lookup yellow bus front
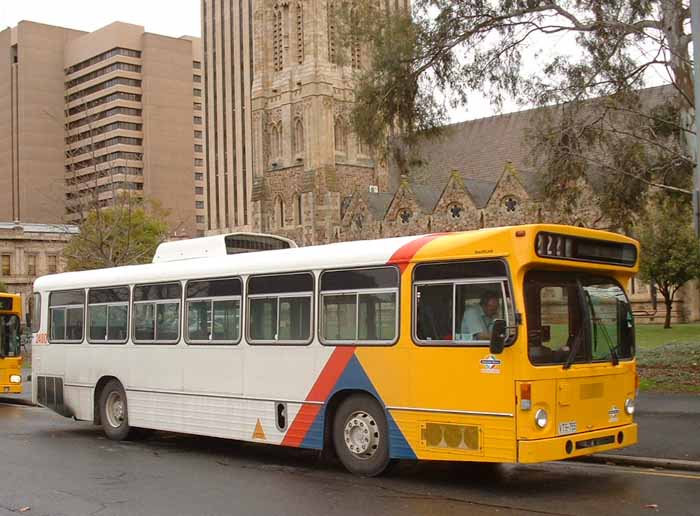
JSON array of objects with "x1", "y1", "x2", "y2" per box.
[
  {"x1": 0, "y1": 294, "x2": 23, "y2": 394},
  {"x1": 511, "y1": 228, "x2": 638, "y2": 462}
]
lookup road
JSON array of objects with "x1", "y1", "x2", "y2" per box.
[{"x1": 1, "y1": 401, "x2": 698, "y2": 516}]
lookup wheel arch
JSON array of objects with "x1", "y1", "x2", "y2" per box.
[{"x1": 93, "y1": 375, "x2": 123, "y2": 425}]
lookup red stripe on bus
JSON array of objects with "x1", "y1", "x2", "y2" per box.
[
  {"x1": 282, "y1": 346, "x2": 356, "y2": 447},
  {"x1": 388, "y1": 234, "x2": 444, "y2": 272}
]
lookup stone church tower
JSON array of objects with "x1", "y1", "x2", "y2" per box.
[{"x1": 249, "y1": 0, "x2": 404, "y2": 245}]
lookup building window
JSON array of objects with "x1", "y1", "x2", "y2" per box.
[
  {"x1": 296, "y1": 2, "x2": 304, "y2": 64},
  {"x1": 275, "y1": 197, "x2": 285, "y2": 227},
  {"x1": 26, "y1": 255, "x2": 37, "y2": 276},
  {"x1": 47, "y1": 255, "x2": 58, "y2": 274},
  {"x1": 273, "y1": 6, "x2": 284, "y2": 72},
  {"x1": 196, "y1": 200, "x2": 205, "y2": 209},
  {"x1": 193, "y1": 74, "x2": 201, "y2": 83},
  {"x1": 294, "y1": 118, "x2": 304, "y2": 157},
  {"x1": 334, "y1": 118, "x2": 346, "y2": 153},
  {"x1": 195, "y1": 172, "x2": 204, "y2": 181},
  {"x1": 503, "y1": 196, "x2": 518, "y2": 212},
  {"x1": 293, "y1": 194, "x2": 302, "y2": 225},
  {"x1": 193, "y1": 60, "x2": 201, "y2": 69},
  {"x1": 194, "y1": 116, "x2": 202, "y2": 125},
  {"x1": 193, "y1": 88, "x2": 202, "y2": 96},
  {"x1": 398, "y1": 208, "x2": 412, "y2": 224},
  {"x1": 194, "y1": 158, "x2": 204, "y2": 166},
  {"x1": 195, "y1": 186, "x2": 204, "y2": 194},
  {"x1": 194, "y1": 130, "x2": 203, "y2": 139},
  {"x1": 449, "y1": 203, "x2": 463, "y2": 219},
  {"x1": 1, "y1": 255, "x2": 10, "y2": 276},
  {"x1": 195, "y1": 144, "x2": 204, "y2": 152},
  {"x1": 196, "y1": 215, "x2": 205, "y2": 223},
  {"x1": 328, "y1": 2, "x2": 337, "y2": 64},
  {"x1": 194, "y1": 102, "x2": 202, "y2": 111}
]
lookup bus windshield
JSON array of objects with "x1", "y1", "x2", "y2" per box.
[
  {"x1": 0, "y1": 314, "x2": 21, "y2": 358},
  {"x1": 524, "y1": 271, "x2": 634, "y2": 366}
]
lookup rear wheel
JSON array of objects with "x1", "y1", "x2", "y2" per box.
[
  {"x1": 99, "y1": 380, "x2": 132, "y2": 440},
  {"x1": 333, "y1": 394, "x2": 391, "y2": 476}
]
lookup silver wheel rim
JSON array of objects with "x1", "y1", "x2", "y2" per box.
[
  {"x1": 343, "y1": 410, "x2": 380, "y2": 459},
  {"x1": 105, "y1": 391, "x2": 125, "y2": 428}
]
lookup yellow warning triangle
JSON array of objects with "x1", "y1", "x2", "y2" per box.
[{"x1": 252, "y1": 419, "x2": 266, "y2": 440}]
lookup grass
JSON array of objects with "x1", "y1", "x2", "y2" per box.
[{"x1": 636, "y1": 323, "x2": 700, "y2": 393}]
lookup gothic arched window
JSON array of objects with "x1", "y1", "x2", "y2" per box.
[
  {"x1": 398, "y1": 208, "x2": 412, "y2": 224},
  {"x1": 448, "y1": 203, "x2": 463, "y2": 219},
  {"x1": 276, "y1": 196, "x2": 285, "y2": 227},
  {"x1": 293, "y1": 194, "x2": 302, "y2": 225},
  {"x1": 270, "y1": 123, "x2": 282, "y2": 162},
  {"x1": 294, "y1": 118, "x2": 304, "y2": 157},
  {"x1": 503, "y1": 196, "x2": 519, "y2": 212},
  {"x1": 296, "y1": 2, "x2": 304, "y2": 64},
  {"x1": 334, "y1": 118, "x2": 346, "y2": 153}
]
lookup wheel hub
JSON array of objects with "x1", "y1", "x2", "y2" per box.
[
  {"x1": 343, "y1": 411, "x2": 379, "y2": 459},
  {"x1": 105, "y1": 392, "x2": 125, "y2": 428}
]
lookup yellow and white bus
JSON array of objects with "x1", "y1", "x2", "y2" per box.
[
  {"x1": 0, "y1": 293, "x2": 23, "y2": 394},
  {"x1": 31, "y1": 225, "x2": 638, "y2": 475}
]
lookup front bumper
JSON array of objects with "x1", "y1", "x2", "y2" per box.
[{"x1": 518, "y1": 423, "x2": 637, "y2": 463}]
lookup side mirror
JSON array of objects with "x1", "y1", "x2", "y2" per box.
[{"x1": 490, "y1": 319, "x2": 507, "y2": 354}]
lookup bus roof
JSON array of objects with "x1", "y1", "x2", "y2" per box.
[{"x1": 33, "y1": 224, "x2": 639, "y2": 292}]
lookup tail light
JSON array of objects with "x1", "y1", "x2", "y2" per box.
[{"x1": 520, "y1": 383, "x2": 532, "y2": 411}]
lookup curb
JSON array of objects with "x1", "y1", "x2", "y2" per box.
[{"x1": 575, "y1": 453, "x2": 700, "y2": 473}]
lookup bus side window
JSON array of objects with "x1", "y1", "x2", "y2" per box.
[
  {"x1": 133, "y1": 282, "x2": 182, "y2": 344},
  {"x1": 185, "y1": 277, "x2": 242, "y2": 345},
  {"x1": 413, "y1": 260, "x2": 514, "y2": 346},
  {"x1": 320, "y1": 267, "x2": 399, "y2": 346},
  {"x1": 247, "y1": 273, "x2": 313, "y2": 345},
  {"x1": 87, "y1": 287, "x2": 129, "y2": 344},
  {"x1": 48, "y1": 289, "x2": 85, "y2": 344}
]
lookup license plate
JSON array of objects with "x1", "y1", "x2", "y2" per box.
[{"x1": 559, "y1": 421, "x2": 577, "y2": 435}]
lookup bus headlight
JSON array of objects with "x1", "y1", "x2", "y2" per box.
[
  {"x1": 625, "y1": 398, "x2": 635, "y2": 415},
  {"x1": 10, "y1": 375, "x2": 21, "y2": 384},
  {"x1": 535, "y1": 409, "x2": 548, "y2": 428}
]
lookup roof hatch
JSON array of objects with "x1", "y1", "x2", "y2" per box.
[{"x1": 152, "y1": 233, "x2": 297, "y2": 263}]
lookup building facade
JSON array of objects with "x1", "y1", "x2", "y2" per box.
[
  {"x1": 0, "y1": 222, "x2": 78, "y2": 318},
  {"x1": 1, "y1": 21, "x2": 205, "y2": 237}
]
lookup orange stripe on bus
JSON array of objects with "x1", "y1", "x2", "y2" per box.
[{"x1": 388, "y1": 234, "x2": 444, "y2": 273}]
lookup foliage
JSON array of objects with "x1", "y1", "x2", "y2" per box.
[
  {"x1": 64, "y1": 196, "x2": 170, "y2": 271},
  {"x1": 344, "y1": 1, "x2": 693, "y2": 219},
  {"x1": 0, "y1": 281, "x2": 7, "y2": 293},
  {"x1": 637, "y1": 202, "x2": 700, "y2": 328}
]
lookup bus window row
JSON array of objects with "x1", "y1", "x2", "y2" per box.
[{"x1": 45, "y1": 261, "x2": 515, "y2": 347}]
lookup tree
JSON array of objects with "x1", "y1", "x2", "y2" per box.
[
  {"x1": 0, "y1": 281, "x2": 7, "y2": 293},
  {"x1": 344, "y1": 1, "x2": 694, "y2": 217},
  {"x1": 63, "y1": 196, "x2": 170, "y2": 271},
  {"x1": 637, "y1": 202, "x2": 700, "y2": 328}
]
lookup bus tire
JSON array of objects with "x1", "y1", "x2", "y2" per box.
[
  {"x1": 333, "y1": 394, "x2": 391, "y2": 477},
  {"x1": 99, "y1": 380, "x2": 132, "y2": 441}
]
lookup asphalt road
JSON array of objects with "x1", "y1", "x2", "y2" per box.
[{"x1": 1, "y1": 402, "x2": 699, "y2": 516}]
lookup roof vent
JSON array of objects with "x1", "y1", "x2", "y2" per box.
[{"x1": 153, "y1": 232, "x2": 297, "y2": 263}]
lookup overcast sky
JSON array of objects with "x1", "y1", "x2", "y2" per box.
[
  {"x1": 0, "y1": 0, "x2": 202, "y2": 39},
  {"x1": 0, "y1": 0, "x2": 538, "y2": 121}
]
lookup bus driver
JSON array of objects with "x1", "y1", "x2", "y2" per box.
[{"x1": 459, "y1": 291, "x2": 500, "y2": 341}]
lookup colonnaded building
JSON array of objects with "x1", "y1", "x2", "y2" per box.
[{"x1": 200, "y1": 1, "x2": 698, "y2": 322}]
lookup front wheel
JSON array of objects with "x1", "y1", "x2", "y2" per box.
[
  {"x1": 99, "y1": 380, "x2": 132, "y2": 440},
  {"x1": 333, "y1": 394, "x2": 391, "y2": 476}
]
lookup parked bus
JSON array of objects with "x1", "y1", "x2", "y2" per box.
[
  {"x1": 31, "y1": 225, "x2": 638, "y2": 475},
  {"x1": 1, "y1": 293, "x2": 23, "y2": 394}
]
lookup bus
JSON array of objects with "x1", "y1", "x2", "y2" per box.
[
  {"x1": 31, "y1": 225, "x2": 639, "y2": 476},
  {"x1": 1, "y1": 293, "x2": 23, "y2": 394}
]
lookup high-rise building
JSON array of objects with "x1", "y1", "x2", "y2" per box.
[
  {"x1": 201, "y1": 0, "x2": 254, "y2": 232},
  {"x1": 0, "y1": 21, "x2": 205, "y2": 237}
]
